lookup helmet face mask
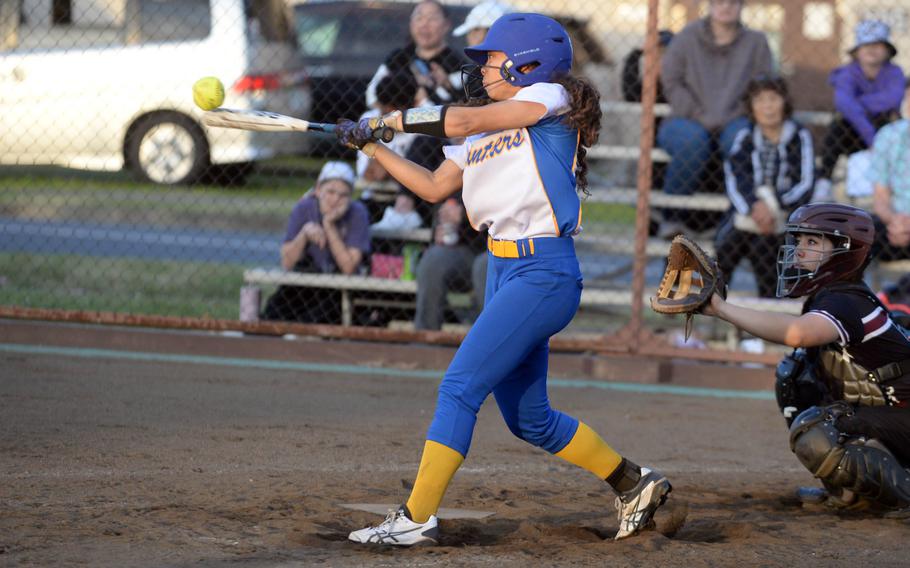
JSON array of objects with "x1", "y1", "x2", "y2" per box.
[
  {"x1": 774, "y1": 203, "x2": 874, "y2": 298},
  {"x1": 776, "y1": 230, "x2": 850, "y2": 298},
  {"x1": 460, "y1": 63, "x2": 491, "y2": 99}
]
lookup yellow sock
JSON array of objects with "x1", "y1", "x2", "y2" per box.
[
  {"x1": 554, "y1": 422, "x2": 623, "y2": 479},
  {"x1": 405, "y1": 440, "x2": 465, "y2": 523}
]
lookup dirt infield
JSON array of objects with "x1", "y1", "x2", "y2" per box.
[{"x1": 1, "y1": 327, "x2": 908, "y2": 566}]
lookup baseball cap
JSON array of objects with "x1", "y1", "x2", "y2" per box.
[
  {"x1": 316, "y1": 161, "x2": 355, "y2": 187},
  {"x1": 453, "y1": 1, "x2": 512, "y2": 37}
]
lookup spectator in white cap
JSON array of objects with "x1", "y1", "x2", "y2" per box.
[
  {"x1": 261, "y1": 160, "x2": 372, "y2": 324},
  {"x1": 813, "y1": 19, "x2": 905, "y2": 202},
  {"x1": 316, "y1": 160, "x2": 356, "y2": 187},
  {"x1": 453, "y1": 1, "x2": 512, "y2": 47}
]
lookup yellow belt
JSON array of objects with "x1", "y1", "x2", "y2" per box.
[{"x1": 487, "y1": 236, "x2": 536, "y2": 258}]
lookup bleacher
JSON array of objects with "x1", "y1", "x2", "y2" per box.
[{"x1": 239, "y1": 99, "x2": 907, "y2": 326}]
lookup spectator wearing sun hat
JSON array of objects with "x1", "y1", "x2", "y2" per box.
[{"x1": 813, "y1": 19, "x2": 906, "y2": 202}]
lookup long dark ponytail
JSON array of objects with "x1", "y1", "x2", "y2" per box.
[{"x1": 555, "y1": 75, "x2": 602, "y2": 196}]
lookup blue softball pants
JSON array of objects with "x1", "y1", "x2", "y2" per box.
[{"x1": 426, "y1": 237, "x2": 583, "y2": 457}]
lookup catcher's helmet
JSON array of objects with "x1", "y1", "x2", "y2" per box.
[
  {"x1": 776, "y1": 203, "x2": 875, "y2": 298},
  {"x1": 463, "y1": 13, "x2": 573, "y2": 87}
]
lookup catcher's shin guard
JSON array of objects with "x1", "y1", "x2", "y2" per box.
[{"x1": 789, "y1": 404, "x2": 910, "y2": 509}]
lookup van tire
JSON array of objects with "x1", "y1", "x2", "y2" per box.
[{"x1": 126, "y1": 112, "x2": 209, "y2": 185}]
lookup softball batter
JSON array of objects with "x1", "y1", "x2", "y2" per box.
[{"x1": 336, "y1": 13, "x2": 671, "y2": 545}]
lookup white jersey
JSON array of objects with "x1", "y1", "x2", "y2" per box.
[{"x1": 443, "y1": 82, "x2": 581, "y2": 241}]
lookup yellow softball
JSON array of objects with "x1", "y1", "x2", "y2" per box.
[{"x1": 192, "y1": 76, "x2": 225, "y2": 111}]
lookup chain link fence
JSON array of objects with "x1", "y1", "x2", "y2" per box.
[{"x1": 2, "y1": 0, "x2": 909, "y2": 360}]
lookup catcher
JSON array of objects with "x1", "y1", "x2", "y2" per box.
[{"x1": 654, "y1": 203, "x2": 910, "y2": 514}]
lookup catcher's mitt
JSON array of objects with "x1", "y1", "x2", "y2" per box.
[{"x1": 650, "y1": 235, "x2": 725, "y2": 337}]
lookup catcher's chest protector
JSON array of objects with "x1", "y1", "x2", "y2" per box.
[
  {"x1": 817, "y1": 347, "x2": 889, "y2": 407},
  {"x1": 811, "y1": 282, "x2": 907, "y2": 407}
]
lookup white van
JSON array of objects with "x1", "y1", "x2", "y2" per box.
[{"x1": 0, "y1": 0, "x2": 310, "y2": 185}]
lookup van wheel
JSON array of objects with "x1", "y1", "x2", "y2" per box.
[{"x1": 127, "y1": 112, "x2": 208, "y2": 185}]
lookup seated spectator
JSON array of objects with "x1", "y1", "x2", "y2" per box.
[
  {"x1": 870, "y1": 81, "x2": 910, "y2": 296},
  {"x1": 415, "y1": 195, "x2": 487, "y2": 331},
  {"x1": 365, "y1": 0, "x2": 465, "y2": 109},
  {"x1": 260, "y1": 161, "x2": 370, "y2": 324},
  {"x1": 357, "y1": 71, "x2": 442, "y2": 228},
  {"x1": 814, "y1": 19, "x2": 905, "y2": 202},
  {"x1": 371, "y1": 192, "x2": 423, "y2": 232},
  {"x1": 715, "y1": 76, "x2": 814, "y2": 297},
  {"x1": 621, "y1": 29, "x2": 673, "y2": 104},
  {"x1": 657, "y1": 0, "x2": 772, "y2": 238}
]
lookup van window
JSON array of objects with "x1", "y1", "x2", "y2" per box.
[
  {"x1": 293, "y1": 9, "x2": 407, "y2": 59},
  {"x1": 10, "y1": 0, "x2": 127, "y2": 50},
  {"x1": 3, "y1": 0, "x2": 211, "y2": 51},
  {"x1": 295, "y1": 14, "x2": 342, "y2": 57},
  {"x1": 138, "y1": 0, "x2": 211, "y2": 43}
]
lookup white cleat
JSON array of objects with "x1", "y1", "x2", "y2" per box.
[
  {"x1": 614, "y1": 467, "x2": 672, "y2": 540},
  {"x1": 348, "y1": 506, "x2": 439, "y2": 546}
]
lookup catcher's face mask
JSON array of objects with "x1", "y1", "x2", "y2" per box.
[{"x1": 776, "y1": 230, "x2": 849, "y2": 298}]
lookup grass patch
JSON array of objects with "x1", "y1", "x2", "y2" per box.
[
  {"x1": 582, "y1": 200, "x2": 637, "y2": 227},
  {"x1": 0, "y1": 159, "x2": 326, "y2": 195},
  {"x1": 0, "y1": 253, "x2": 242, "y2": 319}
]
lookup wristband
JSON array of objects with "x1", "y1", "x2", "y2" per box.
[{"x1": 402, "y1": 105, "x2": 448, "y2": 138}]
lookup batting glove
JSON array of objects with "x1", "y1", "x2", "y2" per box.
[{"x1": 335, "y1": 118, "x2": 374, "y2": 150}]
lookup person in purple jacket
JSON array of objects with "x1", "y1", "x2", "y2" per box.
[
  {"x1": 260, "y1": 161, "x2": 372, "y2": 324},
  {"x1": 814, "y1": 20, "x2": 905, "y2": 202}
]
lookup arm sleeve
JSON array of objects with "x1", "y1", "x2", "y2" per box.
[
  {"x1": 283, "y1": 200, "x2": 308, "y2": 243},
  {"x1": 442, "y1": 141, "x2": 469, "y2": 169},
  {"x1": 832, "y1": 69, "x2": 877, "y2": 147},
  {"x1": 807, "y1": 292, "x2": 867, "y2": 346},
  {"x1": 859, "y1": 66, "x2": 906, "y2": 116},
  {"x1": 345, "y1": 203, "x2": 372, "y2": 255},
  {"x1": 723, "y1": 129, "x2": 757, "y2": 215},
  {"x1": 755, "y1": 35, "x2": 774, "y2": 76},
  {"x1": 511, "y1": 82, "x2": 570, "y2": 118},
  {"x1": 780, "y1": 127, "x2": 815, "y2": 207},
  {"x1": 660, "y1": 37, "x2": 699, "y2": 119},
  {"x1": 869, "y1": 123, "x2": 899, "y2": 188}
]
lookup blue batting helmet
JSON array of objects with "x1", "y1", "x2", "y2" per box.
[{"x1": 464, "y1": 13, "x2": 573, "y2": 87}]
